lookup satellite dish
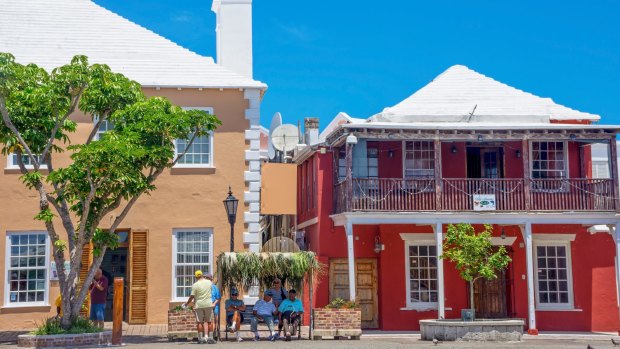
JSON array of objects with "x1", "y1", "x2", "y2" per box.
[
  {"x1": 268, "y1": 112, "x2": 282, "y2": 159},
  {"x1": 271, "y1": 124, "x2": 299, "y2": 153}
]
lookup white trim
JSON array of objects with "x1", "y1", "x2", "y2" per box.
[
  {"x1": 4, "y1": 231, "x2": 50, "y2": 308},
  {"x1": 404, "y1": 238, "x2": 439, "y2": 310},
  {"x1": 399, "y1": 233, "x2": 435, "y2": 243},
  {"x1": 330, "y1": 212, "x2": 620, "y2": 227},
  {"x1": 489, "y1": 237, "x2": 517, "y2": 246},
  {"x1": 171, "y1": 228, "x2": 214, "y2": 302},
  {"x1": 533, "y1": 240, "x2": 575, "y2": 311},
  {"x1": 532, "y1": 234, "x2": 576, "y2": 243},
  {"x1": 297, "y1": 217, "x2": 318, "y2": 230}
]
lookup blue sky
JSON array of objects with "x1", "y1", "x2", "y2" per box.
[{"x1": 95, "y1": 0, "x2": 620, "y2": 130}]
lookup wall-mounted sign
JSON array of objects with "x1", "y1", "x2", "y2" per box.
[
  {"x1": 473, "y1": 194, "x2": 496, "y2": 211},
  {"x1": 50, "y1": 261, "x2": 71, "y2": 281}
]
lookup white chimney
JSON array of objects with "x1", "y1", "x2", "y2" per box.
[{"x1": 212, "y1": 0, "x2": 253, "y2": 79}]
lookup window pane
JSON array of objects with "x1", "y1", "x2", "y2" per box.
[
  {"x1": 7, "y1": 233, "x2": 47, "y2": 304},
  {"x1": 537, "y1": 244, "x2": 571, "y2": 306},
  {"x1": 408, "y1": 243, "x2": 438, "y2": 305},
  {"x1": 176, "y1": 135, "x2": 211, "y2": 165},
  {"x1": 174, "y1": 231, "x2": 211, "y2": 299}
]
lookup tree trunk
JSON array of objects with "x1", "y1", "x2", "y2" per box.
[{"x1": 469, "y1": 280, "x2": 475, "y2": 312}]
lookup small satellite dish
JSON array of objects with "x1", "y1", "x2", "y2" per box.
[
  {"x1": 271, "y1": 124, "x2": 299, "y2": 153},
  {"x1": 268, "y1": 112, "x2": 283, "y2": 159}
]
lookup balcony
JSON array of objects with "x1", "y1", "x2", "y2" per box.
[{"x1": 334, "y1": 177, "x2": 617, "y2": 213}]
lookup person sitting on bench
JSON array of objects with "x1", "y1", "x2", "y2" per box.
[
  {"x1": 277, "y1": 289, "x2": 304, "y2": 341},
  {"x1": 225, "y1": 288, "x2": 246, "y2": 342},
  {"x1": 250, "y1": 290, "x2": 277, "y2": 341}
]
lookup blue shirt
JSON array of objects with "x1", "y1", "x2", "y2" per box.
[
  {"x1": 211, "y1": 285, "x2": 221, "y2": 315},
  {"x1": 225, "y1": 299, "x2": 245, "y2": 316},
  {"x1": 253, "y1": 299, "x2": 276, "y2": 317},
  {"x1": 269, "y1": 287, "x2": 288, "y2": 306},
  {"x1": 278, "y1": 298, "x2": 303, "y2": 313}
]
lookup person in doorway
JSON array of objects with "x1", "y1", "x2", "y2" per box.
[
  {"x1": 205, "y1": 273, "x2": 220, "y2": 338},
  {"x1": 250, "y1": 290, "x2": 277, "y2": 341},
  {"x1": 183, "y1": 270, "x2": 215, "y2": 344},
  {"x1": 225, "y1": 288, "x2": 246, "y2": 342},
  {"x1": 89, "y1": 268, "x2": 109, "y2": 329},
  {"x1": 269, "y1": 278, "x2": 287, "y2": 338},
  {"x1": 278, "y1": 289, "x2": 304, "y2": 341}
]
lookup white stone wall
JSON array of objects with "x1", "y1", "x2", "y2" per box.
[{"x1": 243, "y1": 88, "x2": 261, "y2": 252}]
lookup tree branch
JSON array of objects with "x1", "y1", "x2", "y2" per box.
[{"x1": 0, "y1": 96, "x2": 40, "y2": 169}]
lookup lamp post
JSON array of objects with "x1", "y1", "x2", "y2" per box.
[{"x1": 223, "y1": 186, "x2": 239, "y2": 252}]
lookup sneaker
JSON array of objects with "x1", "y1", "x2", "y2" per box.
[
  {"x1": 253, "y1": 335, "x2": 260, "y2": 341},
  {"x1": 206, "y1": 338, "x2": 216, "y2": 344},
  {"x1": 273, "y1": 333, "x2": 280, "y2": 340},
  {"x1": 285, "y1": 334, "x2": 291, "y2": 342},
  {"x1": 197, "y1": 337, "x2": 206, "y2": 344},
  {"x1": 236, "y1": 337, "x2": 243, "y2": 342},
  {"x1": 269, "y1": 335, "x2": 276, "y2": 342}
]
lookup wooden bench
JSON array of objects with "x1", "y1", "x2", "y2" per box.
[{"x1": 223, "y1": 305, "x2": 302, "y2": 341}]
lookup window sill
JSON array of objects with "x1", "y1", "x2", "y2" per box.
[
  {"x1": 2, "y1": 303, "x2": 50, "y2": 310},
  {"x1": 536, "y1": 307, "x2": 582, "y2": 312},
  {"x1": 4, "y1": 167, "x2": 49, "y2": 174},
  {"x1": 170, "y1": 167, "x2": 216, "y2": 176},
  {"x1": 401, "y1": 306, "x2": 439, "y2": 312}
]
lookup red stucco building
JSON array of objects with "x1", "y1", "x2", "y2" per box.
[{"x1": 293, "y1": 65, "x2": 620, "y2": 333}]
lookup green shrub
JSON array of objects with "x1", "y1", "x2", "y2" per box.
[
  {"x1": 325, "y1": 298, "x2": 358, "y2": 309},
  {"x1": 31, "y1": 317, "x2": 102, "y2": 335}
]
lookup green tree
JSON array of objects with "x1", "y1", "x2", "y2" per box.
[
  {"x1": 0, "y1": 53, "x2": 220, "y2": 328},
  {"x1": 440, "y1": 223, "x2": 511, "y2": 315}
]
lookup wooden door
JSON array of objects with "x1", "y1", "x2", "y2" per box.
[
  {"x1": 480, "y1": 149, "x2": 500, "y2": 179},
  {"x1": 473, "y1": 269, "x2": 507, "y2": 318},
  {"x1": 329, "y1": 258, "x2": 378, "y2": 328},
  {"x1": 128, "y1": 230, "x2": 148, "y2": 324}
]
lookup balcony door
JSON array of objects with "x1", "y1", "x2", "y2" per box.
[{"x1": 467, "y1": 146, "x2": 504, "y2": 179}]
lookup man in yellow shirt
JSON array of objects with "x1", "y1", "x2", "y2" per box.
[{"x1": 184, "y1": 270, "x2": 214, "y2": 344}]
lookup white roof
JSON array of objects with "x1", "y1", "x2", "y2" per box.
[
  {"x1": 0, "y1": 0, "x2": 266, "y2": 89},
  {"x1": 319, "y1": 112, "x2": 365, "y2": 142},
  {"x1": 369, "y1": 65, "x2": 599, "y2": 123}
]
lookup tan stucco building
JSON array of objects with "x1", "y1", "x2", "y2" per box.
[{"x1": 0, "y1": 0, "x2": 266, "y2": 329}]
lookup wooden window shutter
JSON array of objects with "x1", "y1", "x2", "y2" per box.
[
  {"x1": 78, "y1": 243, "x2": 93, "y2": 317},
  {"x1": 128, "y1": 229, "x2": 148, "y2": 324}
]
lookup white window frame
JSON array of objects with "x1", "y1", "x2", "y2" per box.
[
  {"x1": 173, "y1": 107, "x2": 215, "y2": 169},
  {"x1": 401, "y1": 233, "x2": 438, "y2": 310},
  {"x1": 529, "y1": 141, "x2": 569, "y2": 179},
  {"x1": 4, "y1": 231, "x2": 50, "y2": 307},
  {"x1": 402, "y1": 140, "x2": 435, "y2": 179},
  {"x1": 6, "y1": 153, "x2": 46, "y2": 170},
  {"x1": 93, "y1": 115, "x2": 114, "y2": 141},
  {"x1": 171, "y1": 228, "x2": 214, "y2": 302},
  {"x1": 533, "y1": 234, "x2": 575, "y2": 311}
]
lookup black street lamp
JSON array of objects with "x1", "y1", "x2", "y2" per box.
[{"x1": 223, "y1": 186, "x2": 239, "y2": 252}]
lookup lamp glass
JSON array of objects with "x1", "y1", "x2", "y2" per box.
[{"x1": 223, "y1": 188, "x2": 239, "y2": 222}]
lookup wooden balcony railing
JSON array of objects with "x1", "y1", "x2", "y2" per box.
[{"x1": 333, "y1": 177, "x2": 616, "y2": 213}]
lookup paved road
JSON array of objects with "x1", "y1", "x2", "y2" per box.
[{"x1": 112, "y1": 337, "x2": 620, "y2": 349}]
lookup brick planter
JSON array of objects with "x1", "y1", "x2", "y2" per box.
[
  {"x1": 167, "y1": 308, "x2": 198, "y2": 340},
  {"x1": 17, "y1": 331, "x2": 111, "y2": 348},
  {"x1": 312, "y1": 308, "x2": 362, "y2": 340}
]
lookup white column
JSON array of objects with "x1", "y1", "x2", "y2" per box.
[
  {"x1": 434, "y1": 222, "x2": 445, "y2": 319},
  {"x1": 523, "y1": 222, "x2": 537, "y2": 334},
  {"x1": 613, "y1": 223, "x2": 620, "y2": 334},
  {"x1": 345, "y1": 221, "x2": 356, "y2": 301}
]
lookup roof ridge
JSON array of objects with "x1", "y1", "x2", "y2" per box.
[{"x1": 87, "y1": 0, "x2": 214, "y2": 63}]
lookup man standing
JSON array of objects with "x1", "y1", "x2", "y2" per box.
[
  {"x1": 89, "y1": 268, "x2": 108, "y2": 329},
  {"x1": 184, "y1": 270, "x2": 214, "y2": 344},
  {"x1": 250, "y1": 290, "x2": 277, "y2": 341},
  {"x1": 277, "y1": 289, "x2": 304, "y2": 341},
  {"x1": 205, "y1": 273, "x2": 220, "y2": 339}
]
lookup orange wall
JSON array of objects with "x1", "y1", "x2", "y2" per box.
[{"x1": 0, "y1": 87, "x2": 250, "y2": 329}]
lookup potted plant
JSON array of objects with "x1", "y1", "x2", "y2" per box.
[
  {"x1": 312, "y1": 298, "x2": 361, "y2": 340},
  {"x1": 440, "y1": 223, "x2": 511, "y2": 321}
]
